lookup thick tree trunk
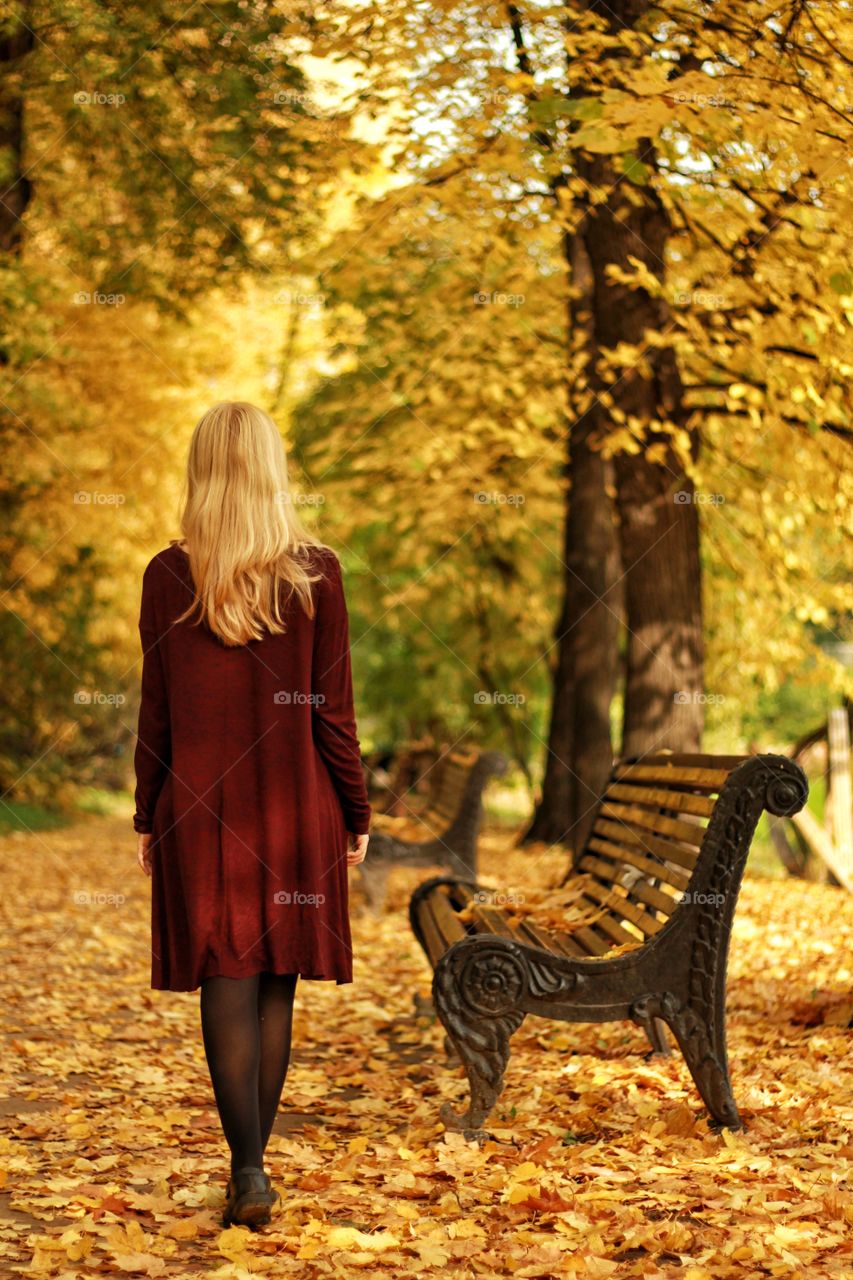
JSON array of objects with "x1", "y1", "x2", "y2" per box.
[
  {"x1": 0, "y1": 12, "x2": 33, "y2": 256},
  {"x1": 522, "y1": 233, "x2": 622, "y2": 852},
  {"x1": 576, "y1": 147, "x2": 704, "y2": 756},
  {"x1": 614, "y1": 446, "x2": 704, "y2": 756},
  {"x1": 515, "y1": 0, "x2": 704, "y2": 855}
]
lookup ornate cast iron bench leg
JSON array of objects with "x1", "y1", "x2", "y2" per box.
[
  {"x1": 632, "y1": 993, "x2": 741, "y2": 1130},
  {"x1": 412, "y1": 991, "x2": 460, "y2": 1063},
  {"x1": 431, "y1": 938, "x2": 527, "y2": 1138},
  {"x1": 645, "y1": 1016, "x2": 671, "y2": 1057}
]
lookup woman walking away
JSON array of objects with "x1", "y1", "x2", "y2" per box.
[{"x1": 132, "y1": 401, "x2": 371, "y2": 1229}]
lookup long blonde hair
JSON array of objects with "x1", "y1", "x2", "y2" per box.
[{"x1": 173, "y1": 401, "x2": 328, "y2": 647}]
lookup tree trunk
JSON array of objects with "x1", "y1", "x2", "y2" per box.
[
  {"x1": 521, "y1": 232, "x2": 622, "y2": 852},
  {"x1": 576, "y1": 142, "x2": 704, "y2": 757}
]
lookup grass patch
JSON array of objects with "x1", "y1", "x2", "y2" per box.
[
  {"x1": 0, "y1": 801, "x2": 69, "y2": 836},
  {"x1": 75, "y1": 787, "x2": 135, "y2": 820}
]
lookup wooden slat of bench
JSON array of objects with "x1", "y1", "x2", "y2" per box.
[
  {"x1": 415, "y1": 896, "x2": 453, "y2": 968},
  {"x1": 429, "y1": 752, "x2": 476, "y2": 788},
  {"x1": 579, "y1": 877, "x2": 664, "y2": 937},
  {"x1": 446, "y1": 880, "x2": 479, "y2": 910},
  {"x1": 427, "y1": 756, "x2": 478, "y2": 824},
  {"x1": 592, "y1": 817, "x2": 701, "y2": 872},
  {"x1": 449, "y1": 881, "x2": 526, "y2": 942},
  {"x1": 428, "y1": 804, "x2": 455, "y2": 826},
  {"x1": 626, "y1": 876, "x2": 682, "y2": 917},
  {"x1": 576, "y1": 902, "x2": 643, "y2": 950},
  {"x1": 428, "y1": 885, "x2": 470, "y2": 949},
  {"x1": 432, "y1": 791, "x2": 467, "y2": 818},
  {"x1": 467, "y1": 903, "x2": 521, "y2": 941},
  {"x1": 606, "y1": 782, "x2": 716, "y2": 818},
  {"x1": 448, "y1": 879, "x2": 644, "y2": 964},
  {"x1": 553, "y1": 922, "x2": 612, "y2": 957},
  {"x1": 626, "y1": 752, "x2": 751, "y2": 770},
  {"x1": 612, "y1": 763, "x2": 734, "y2": 789},
  {"x1": 432, "y1": 774, "x2": 470, "y2": 805},
  {"x1": 582, "y1": 837, "x2": 691, "y2": 894},
  {"x1": 545, "y1": 929, "x2": 587, "y2": 958},
  {"x1": 516, "y1": 918, "x2": 585, "y2": 958},
  {"x1": 447, "y1": 882, "x2": 587, "y2": 960},
  {"x1": 438, "y1": 767, "x2": 471, "y2": 793},
  {"x1": 580, "y1": 854, "x2": 681, "y2": 917},
  {"x1": 599, "y1": 800, "x2": 708, "y2": 848}
]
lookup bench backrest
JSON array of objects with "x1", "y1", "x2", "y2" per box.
[
  {"x1": 562, "y1": 752, "x2": 754, "y2": 955},
  {"x1": 426, "y1": 749, "x2": 482, "y2": 825}
]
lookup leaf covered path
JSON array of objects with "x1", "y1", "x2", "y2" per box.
[{"x1": 1, "y1": 814, "x2": 852, "y2": 1277}]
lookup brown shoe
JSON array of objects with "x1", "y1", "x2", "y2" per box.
[{"x1": 222, "y1": 1166, "x2": 276, "y2": 1228}]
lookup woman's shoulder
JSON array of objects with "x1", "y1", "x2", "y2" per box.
[
  {"x1": 299, "y1": 540, "x2": 342, "y2": 578},
  {"x1": 141, "y1": 542, "x2": 191, "y2": 589}
]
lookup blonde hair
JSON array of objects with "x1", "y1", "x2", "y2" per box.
[{"x1": 173, "y1": 401, "x2": 328, "y2": 647}]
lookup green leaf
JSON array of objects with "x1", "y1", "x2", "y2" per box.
[
  {"x1": 529, "y1": 94, "x2": 602, "y2": 124},
  {"x1": 620, "y1": 152, "x2": 651, "y2": 184}
]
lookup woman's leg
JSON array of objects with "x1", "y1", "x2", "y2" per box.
[
  {"x1": 200, "y1": 974, "x2": 264, "y2": 1174},
  {"x1": 257, "y1": 972, "x2": 298, "y2": 1152}
]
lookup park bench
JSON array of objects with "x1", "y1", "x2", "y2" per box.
[
  {"x1": 409, "y1": 751, "x2": 809, "y2": 1136},
  {"x1": 357, "y1": 747, "x2": 508, "y2": 914}
]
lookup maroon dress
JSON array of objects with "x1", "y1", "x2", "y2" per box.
[{"x1": 133, "y1": 541, "x2": 371, "y2": 992}]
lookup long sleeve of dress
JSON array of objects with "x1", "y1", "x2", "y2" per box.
[
  {"x1": 311, "y1": 553, "x2": 372, "y2": 836},
  {"x1": 133, "y1": 570, "x2": 172, "y2": 835}
]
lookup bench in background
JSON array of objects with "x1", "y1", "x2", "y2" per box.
[{"x1": 357, "y1": 748, "x2": 507, "y2": 914}]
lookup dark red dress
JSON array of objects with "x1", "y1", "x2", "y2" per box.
[{"x1": 133, "y1": 541, "x2": 371, "y2": 992}]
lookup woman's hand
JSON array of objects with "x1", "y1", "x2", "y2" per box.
[
  {"x1": 346, "y1": 832, "x2": 369, "y2": 866},
  {"x1": 137, "y1": 832, "x2": 153, "y2": 877}
]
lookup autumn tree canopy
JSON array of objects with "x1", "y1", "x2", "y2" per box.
[{"x1": 0, "y1": 0, "x2": 850, "y2": 820}]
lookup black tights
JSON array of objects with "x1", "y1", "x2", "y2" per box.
[{"x1": 199, "y1": 972, "x2": 298, "y2": 1176}]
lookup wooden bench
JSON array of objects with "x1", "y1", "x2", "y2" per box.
[
  {"x1": 357, "y1": 748, "x2": 508, "y2": 914},
  {"x1": 409, "y1": 751, "x2": 809, "y2": 1136}
]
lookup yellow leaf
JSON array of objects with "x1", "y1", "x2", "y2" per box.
[
  {"x1": 216, "y1": 1225, "x2": 253, "y2": 1263},
  {"x1": 165, "y1": 1219, "x2": 199, "y2": 1240},
  {"x1": 448, "y1": 1219, "x2": 487, "y2": 1239},
  {"x1": 326, "y1": 1226, "x2": 400, "y2": 1251},
  {"x1": 508, "y1": 1182, "x2": 540, "y2": 1203}
]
